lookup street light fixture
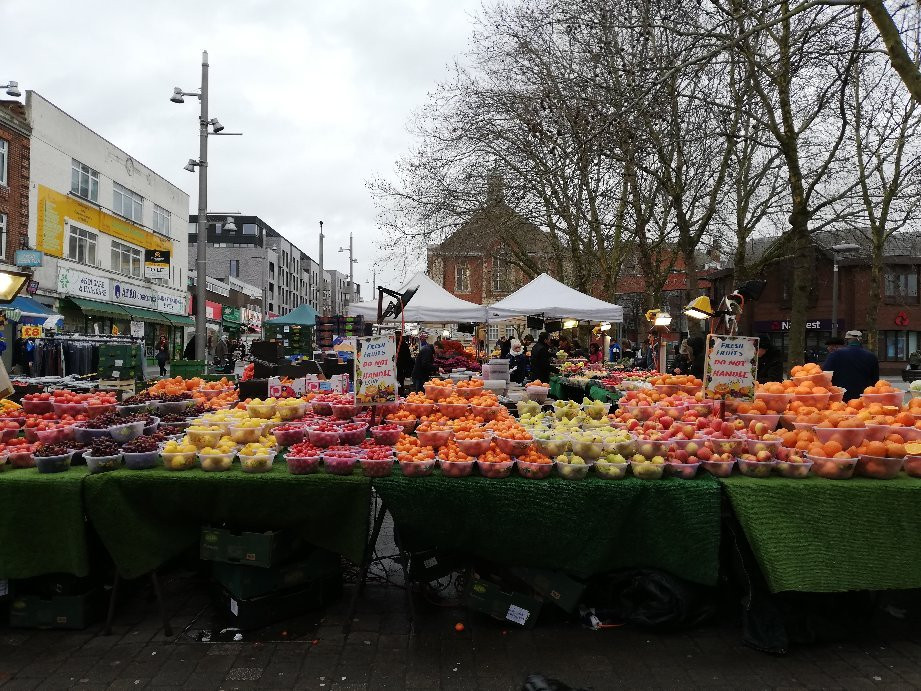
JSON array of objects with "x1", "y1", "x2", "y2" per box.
[
  {"x1": 1, "y1": 81, "x2": 21, "y2": 98},
  {"x1": 338, "y1": 233, "x2": 357, "y2": 312},
  {"x1": 223, "y1": 216, "x2": 237, "y2": 232},
  {"x1": 829, "y1": 242, "x2": 860, "y2": 338},
  {"x1": 170, "y1": 50, "x2": 241, "y2": 364}
]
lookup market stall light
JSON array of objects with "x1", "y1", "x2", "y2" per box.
[
  {"x1": 599, "y1": 322, "x2": 612, "y2": 331},
  {"x1": 684, "y1": 295, "x2": 714, "y2": 320},
  {"x1": 563, "y1": 319, "x2": 579, "y2": 329},
  {"x1": 654, "y1": 310, "x2": 672, "y2": 327},
  {"x1": 0, "y1": 270, "x2": 31, "y2": 304}
]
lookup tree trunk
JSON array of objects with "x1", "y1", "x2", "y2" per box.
[{"x1": 865, "y1": 232, "x2": 884, "y2": 354}]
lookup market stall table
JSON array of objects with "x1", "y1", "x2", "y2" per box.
[
  {"x1": 83, "y1": 464, "x2": 372, "y2": 579},
  {"x1": 0, "y1": 466, "x2": 91, "y2": 579},
  {"x1": 373, "y1": 472, "x2": 721, "y2": 585},
  {"x1": 720, "y1": 475, "x2": 921, "y2": 593}
]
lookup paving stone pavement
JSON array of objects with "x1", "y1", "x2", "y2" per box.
[{"x1": 2, "y1": 566, "x2": 921, "y2": 691}]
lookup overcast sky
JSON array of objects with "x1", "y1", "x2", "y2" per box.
[{"x1": 2, "y1": 0, "x2": 483, "y2": 294}]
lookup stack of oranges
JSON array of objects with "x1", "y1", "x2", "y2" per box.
[
  {"x1": 387, "y1": 410, "x2": 417, "y2": 422},
  {"x1": 484, "y1": 419, "x2": 531, "y2": 440},
  {"x1": 478, "y1": 443, "x2": 513, "y2": 464},
  {"x1": 437, "y1": 440, "x2": 473, "y2": 462},
  {"x1": 395, "y1": 434, "x2": 436, "y2": 462},
  {"x1": 516, "y1": 447, "x2": 551, "y2": 465}
]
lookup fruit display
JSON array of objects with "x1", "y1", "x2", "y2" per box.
[
  {"x1": 807, "y1": 454, "x2": 858, "y2": 480},
  {"x1": 85, "y1": 438, "x2": 123, "y2": 473},
  {"x1": 238, "y1": 442, "x2": 275, "y2": 473},
  {"x1": 161, "y1": 438, "x2": 199, "y2": 470},
  {"x1": 121, "y1": 436, "x2": 161, "y2": 469},
  {"x1": 516, "y1": 448, "x2": 553, "y2": 478},
  {"x1": 595, "y1": 458, "x2": 629, "y2": 479},
  {"x1": 556, "y1": 454, "x2": 590, "y2": 480},
  {"x1": 187, "y1": 425, "x2": 225, "y2": 449}
]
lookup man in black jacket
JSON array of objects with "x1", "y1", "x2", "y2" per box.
[
  {"x1": 411, "y1": 332, "x2": 435, "y2": 392},
  {"x1": 529, "y1": 332, "x2": 556, "y2": 383},
  {"x1": 756, "y1": 338, "x2": 785, "y2": 383}
]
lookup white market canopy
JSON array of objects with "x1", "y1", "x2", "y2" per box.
[
  {"x1": 347, "y1": 271, "x2": 488, "y2": 323},
  {"x1": 486, "y1": 273, "x2": 624, "y2": 323}
]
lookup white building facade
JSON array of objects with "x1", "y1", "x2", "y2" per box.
[{"x1": 26, "y1": 91, "x2": 192, "y2": 357}]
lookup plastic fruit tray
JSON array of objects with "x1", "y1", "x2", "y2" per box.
[
  {"x1": 665, "y1": 462, "x2": 700, "y2": 479},
  {"x1": 286, "y1": 455, "x2": 321, "y2": 475},
  {"x1": 806, "y1": 454, "x2": 857, "y2": 479},
  {"x1": 439, "y1": 459, "x2": 475, "y2": 477},
  {"x1": 36, "y1": 452, "x2": 73, "y2": 474},
  {"x1": 399, "y1": 459, "x2": 436, "y2": 477},
  {"x1": 239, "y1": 454, "x2": 274, "y2": 473},
  {"x1": 856, "y1": 454, "x2": 904, "y2": 479},
  {"x1": 359, "y1": 458, "x2": 393, "y2": 477},
  {"x1": 161, "y1": 451, "x2": 197, "y2": 471},
  {"x1": 123, "y1": 450, "x2": 159, "y2": 470},
  {"x1": 775, "y1": 460, "x2": 812, "y2": 478},
  {"x1": 700, "y1": 459, "x2": 735, "y2": 477},
  {"x1": 517, "y1": 459, "x2": 553, "y2": 479},
  {"x1": 477, "y1": 459, "x2": 515, "y2": 479},
  {"x1": 85, "y1": 453, "x2": 122, "y2": 474},
  {"x1": 594, "y1": 460, "x2": 629, "y2": 479},
  {"x1": 629, "y1": 461, "x2": 664, "y2": 480},
  {"x1": 737, "y1": 459, "x2": 776, "y2": 478},
  {"x1": 416, "y1": 428, "x2": 453, "y2": 448},
  {"x1": 494, "y1": 436, "x2": 533, "y2": 457},
  {"x1": 199, "y1": 452, "x2": 234, "y2": 471}
]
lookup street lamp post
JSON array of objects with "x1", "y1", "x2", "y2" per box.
[
  {"x1": 318, "y1": 221, "x2": 325, "y2": 316},
  {"x1": 171, "y1": 51, "x2": 240, "y2": 364},
  {"x1": 338, "y1": 232, "x2": 357, "y2": 311},
  {"x1": 830, "y1": 243, "x2": 860, "y2": 337}
]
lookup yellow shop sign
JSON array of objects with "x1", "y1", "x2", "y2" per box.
[{"x1": 36, "y1": 185, "x2": 173, "y2": 257}]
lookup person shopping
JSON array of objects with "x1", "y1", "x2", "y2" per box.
[
  {"x1": 529, "y1": 332, "x2": 557, "y2": 383},
  {"x1": 822, "y1": 330, "x2": 879, "y2": 401},
  {"x1": 411, "y1": 331, "x2": 435, "y2": 392},
  {"x1": 156, "y1": 337, "x2": 170, "y2": 377},
  {"x1": 509, "y1": 339, "x2": 529, "y2": 384}
]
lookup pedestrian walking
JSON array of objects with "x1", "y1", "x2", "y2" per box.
[{"x1": 822, "y1": 330, "x2": 880, "y2": 401}]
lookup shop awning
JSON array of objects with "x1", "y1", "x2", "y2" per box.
[
  {"x1": 165, "y1": 314, "x2": 195, "y2": 327},
  {"x1": 65, "y1": 298, "x2": 132, "y2": 319},
  {"x1": 5, "y1": 296, "x2": 63, "y2": 325},
  {"x1": 119, "y1": 305, "x2": 173, "y2": 326}
]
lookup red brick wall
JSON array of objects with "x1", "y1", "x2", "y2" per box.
[{"x1": 0, "y1": 104, "x2": 30, "y2": 261}]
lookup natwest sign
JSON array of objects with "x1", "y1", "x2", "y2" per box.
[{"x1": 754, "y1": 319, "x2": 845, "y2": 332}]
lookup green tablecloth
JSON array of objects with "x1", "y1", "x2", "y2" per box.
[
  {"x1": 374, "y1": 472, "x2": 721, "y2": 584},
  {"x1": 0, "y1": 467, "x2": 91, "y2": 579},
  {"x1": 721, "y1": 475, "x2": 921, "y2": 593},
  {"x1": 83, "y1": 465, "x2": 372, "y2": 579}
]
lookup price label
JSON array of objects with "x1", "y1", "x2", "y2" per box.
[
  {"x1": 19, "y1": 325, "x2": 42, "y2": 339},
  {"x1": 505, "y1": 604, "x2": 530, "y2": 626}
]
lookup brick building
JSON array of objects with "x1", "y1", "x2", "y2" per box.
[
  {"x1": 708, "y1": 232, "x2": 921, "y2": 374},
  {"x1": 0, "y1": 100, "x2": 30, "y2": 263}
]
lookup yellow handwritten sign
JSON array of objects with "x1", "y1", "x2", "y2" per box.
[{"x1": 36, "y1": 185, "x2": 173, "y2": 257}]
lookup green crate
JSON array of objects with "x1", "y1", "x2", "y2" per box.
[
  {"x1": 200, "y1": 527, "x2": 296, "y2": 568},
  {"x1": 509, "y1": 567, "x2": 586, "y2": 613},
  {"x1": 212, "y1": 572, "x2": 343, "y2": 630},
  {"x1": 9, "y1": 590, "x2": 104, "y2": 630},
  {"x1": 171, "y1": 361, "x2": 205, "y2": 378},
  {"x1": 212, "y1": 548, "x2": 341, "y2": 600},
  {"x1": 100, "y1": 344, "x2": 134, "y2": 358},
  {"x1": 466, "y1": 576, "x2": 543, "y2": 629}
]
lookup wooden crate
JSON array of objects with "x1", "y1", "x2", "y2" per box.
[{"x1": 99, "y1": 380, "x2": 136, "y2": 397}]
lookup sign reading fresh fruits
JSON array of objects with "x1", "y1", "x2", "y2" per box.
[{"x1": 703, "y1": 335, "x2": 758, "y2": 401}]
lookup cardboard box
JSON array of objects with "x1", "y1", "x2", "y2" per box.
[
  {"x1": 200, "y1": 528, "x2": 296, "y2": 568},
  {"x1": 466, "y1": 577, "x2": 543, "y2": 629},
  {"x1": 409, "y1": 550, "x2": 465, "y2": 583},
  {"x1": 509, "y1": 567, "x2": 586, "y2": 613},
  {"x1": 8, "y1": 590, "x2": 104, "y2": 630},
  {"x1": 212, "y1": 548, "x2": 341, "y2": 600},
  {"x1": 212, "y1": 573, "x2": 343, "y2": 630}
]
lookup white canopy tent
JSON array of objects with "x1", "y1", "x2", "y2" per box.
[
  {"x1": 347, "y1": 271, "x2": 487, "y2": 323},
  {"x1": 486, "y1": 273, "x2": 624, "y2": 323}
]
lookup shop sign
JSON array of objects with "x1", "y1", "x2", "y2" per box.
[
  {"x1": 113, "y1": 281, "x2": 158, "y2": 310},
  {"x1": 895, "y1": 311, "x2": 910, "y2": 327},
  {"x1": 242, "y1": 308, "x2": 262, "y2": 329},
  {"x1": 130, "y1": 321, "x2": 145, "y2": 338},
  {"x1": 702, "y1": 334, "x2": 759, "y2": 402},
  {"x1": 57, "y1": 266, "x2": 110, "y2": 300},
  {"x1": 754, "y1": 319, "x2": 844, "y2": 332},
  {"x1": 354, "y1": 335, "x2": 397, "y2": 405},
  {"x1": 14, "y1": 250, "x2": 43, "y2": 267},
  {"x1": 206, "y1": 301, "x2": 222, "y2": 321},
  {"x1": 144, "y1": 249, "x2": 170, "y2": 279},
  {"x1": 157, "y1": 292, "x2": 185, "y2": 315},
  {"x1": 19, "y1": 325, "x2": 43, "y2": 339},
  {"x1": 223, "y1": 307, "x2": 242, "y2": 324}
]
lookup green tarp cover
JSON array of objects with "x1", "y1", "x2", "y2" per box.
[
  {"x1": 83, "y1": 465, "x2": 372, "y2": 578},
  {"x1": 166, "y1": 314, "x2": 195, "y2": 326},
  {"x1": 721, "y1": 475, "x2": 921, "y2": 593},
  {"x1": 120, "y1": 304, "x2": 173, "y2": 326},
  {"x1": 374, "y1": 472, "x2": 722, "y2": 584},
  {"x1": 66, "y1": 297, "x2": 131, "y2": 319},
  {"x1": 588, "y1": 384, "x2": 619, "y2": 403},
  {"x1": 0, "y1": 467, "x2": 90, "y2": 579}
]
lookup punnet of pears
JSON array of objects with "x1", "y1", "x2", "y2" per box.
[
  {"x1": 581, "y1": 397, "x2": 609, "y2": 420},
  {"x1": 555, "y1": 454, "x2": 586, "y2": 465}
]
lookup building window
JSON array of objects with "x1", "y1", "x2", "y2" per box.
[
  {"x1": 455, "y1": 263, "x2": 470, "y2": 292},
  {"x1": 229, "y1": 260, "x2": 240, "y2": 278},
  {"x1": 269, "y1": 262, "x2": 275, "y2": 275},
  {"x1": 492, "y1": 257, "x2": 508, "y2": 292},
  {"x1": 242, "y1": 223, "x2": 258, "y2": 235},
  {"x1": 0, "y1": 213, "x2": 6, "y2": 259},
  {"x1": 111, "y1": 240, "x2": 141, "y2": 277},
  {"x1": 884, "y1": 267, "x2": 919, "y2": 303},
  {"x1": 878, "y1": 330, "x2": 921, "y2": 362},
  {"x1": 487, "y1": 324, "x2": 499, "y2": 343},
  {"x1": 67, "y1": 225, "x2": 98, "y2": 266},
  {"x1": 113, "y1": 182, "x2": 143, "y2": 223},
  {"x1": 153, "y1": 205, "x2": 170, "y2": 235},
  {"x1": 0, "y1": 139, "x2": 7, "y2": 186},
  {"x1": 71, "y1": 159, "x2": 99, "y2": 202}
]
